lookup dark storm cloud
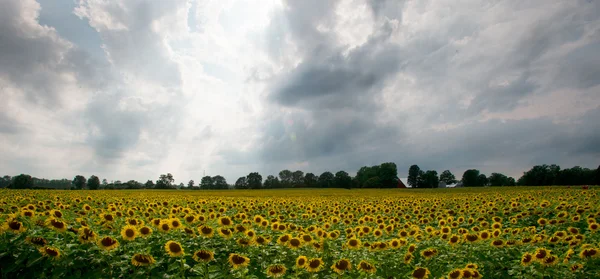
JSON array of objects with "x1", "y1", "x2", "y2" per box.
[{"x1": 243, "y1": 0, "x2": 600, "y2": 178}]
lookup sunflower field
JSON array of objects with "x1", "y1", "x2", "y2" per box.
[{"x1": 1, "y1": 187, "x2": 599, "y2": 278}]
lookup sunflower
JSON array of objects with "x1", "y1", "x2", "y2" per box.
[
  {"x1": 520, "y1": 253, "x2": 533, "y2": 266},
  {"x1": 404, "y1": 253, "x2": 414, "y2": 264},
  {"x1": 346, "y1": 238, "x2": 361, "y2": 249},
  {"x1": 411, "y1": 267, "x2": 431, "y2": 279},
  {"x1": 491, "y1": 239, "x2": 504, "y2": 248},
  {"x1": 39, "y1": 246, "x2": 61, "y2": 260},
  {"x1": 131, "y1": 254, "x2": 156, "y2": 266},
  {"x1": 448, "y1": 235, "x2": 461, "y2": 245},
  {"x1": 237, "y1": 237, "x2": 254, "y2": 247},
  {"x1": 579, "y1": 248, "x2": 599, "y2": 259},
  {"x1": 78, "y1": 227, "x2": 97, "y2": 243},
  {"x1": 357, "y1": 260, "x2": 376, "y2": 274},
  {"x1": 219, "y1": 216, "x2": 233, "y2": 226},
  {"x1": 534, "y1": 248, "x2": 550, "y2": 262},
  {"x1": 570, "y1": 263, "x2": 584, "y2": 272},
  {"x1": 448, "y1": 269, "x2": 463, "y2": 279},
  {"x1": 296, "y1": 256, "x2": 308, "y2": 269},
  {"x1": 120, "y1": 225, "x2": 138, "y2": 241},
  {"x1": 97, "y1": 236, "x2": 119, "y2": 251},
  {"x1": 288, "y1": 237, "x2": 303, "y2": 249},
  {"x1": 464, "y1": 234, "x2": 479, "y2": 243},
  {"x1": 389, "y1": 239, "x2": 401, "y2": 249},
  {"x1": 168, "y1": 218, "x2": 182, "y2": 230},
  {"x1": 266, "y1": 264, "x2": 287, "y2": 278},
  {"x1": 589, "y1": 223, "x2": 599, "y2": 231},
  {"x1": 331, "y1": 259, "x2": 352, "y2": 275},
  {"x1": 139, "y1": 226, "x2": 153, "y2": 237},
  {"x1": 255, "y1": 235, "x2": 270, "y2": 245},
  {"x1": 5, "y1": 219, "x2": 26, "y2": 233},
  {"x1": 100, "y1": 213, "x2": 115, "y2": 222},
  {"x1": 158, "y1": 222, "x2": 171, "y2": 233},
  {"x1": 277, "y1": 234, "x2": 291, "y2": 245},
  {"x1": 26, "y1": 236, "x2": 48, "y2": 246},
  {"x1": 45, "y1": 218, "x2": 67, "y2": 232},
  {"x1": 228, "y1": 253, "x2": 250, "y2": 269},
  {"x1": 165, "y1": 240, "x2": 185, "y2": 257},
  {"x1": 420, "y1": 248, "x2": 438, "y2": 259},
  {"x1": 305, "y1": 258, "x2": 324, "y2": 272},
  {"x1": 542, "y1": 255, "x2": 558, "y2": 266},
  {"x1": 192, "y1": 250, "x2": 214, "y2": 262},
  {"x1": 198, "y1": 225, "x2": 214, "y2": 238}
]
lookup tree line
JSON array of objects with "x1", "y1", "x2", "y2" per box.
[
  {"x1": 407, "y1": 164, "x2": 600, "y2": 188},
  {"x1": 1, "y1": 163, "x2": 598, "y2": 190}
]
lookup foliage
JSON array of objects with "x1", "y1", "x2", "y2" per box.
[
  {"x1": 440, "y1": 170, "x2": 457, "y2": 185},
  {"x1": 318, "y1": 172, "x2": 335, "y2": 188},
  {"x1": 9, "y1": 174, "x2": 33, "y2": 189},
  {"x1": 408, "y1": 165, "x2": 421, "y2": 188},
  {"x1": 72, "y1": 175, "x2": 86, "y2": 190},
  {"x1": 246, "y1": 172, "x2": 262, "y2": 189},
  {"x1": 462, "y1": 169, "x2": 482, "y2": 187},
  {"x1": 87, "y1": 176, "x2": 100, "y2": 190}
]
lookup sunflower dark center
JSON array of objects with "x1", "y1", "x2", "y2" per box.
[
  {"x1": 449, "y1": 270, "x2": 461, "y2": 278},
  {"x1": 45, "y1": 248, "x2": 59, "y2": 257},
  {"x1": 196, "y1": 251, "x2": 211, "y2": 260},
  {"x1": 162, "y1": 224, "x2": 170, "y2": 230},
  {"x1": 309, "y1": 259, "x2": 321, "y2": 268},
  {"x1": 335, "y1": 260, "x2": 349, "y2": 270},
  {"x1": 101, "y1": 237, "x2": 116, "y2": 246},
  {"x1": 126, "y1": 229, "x2": 135, "y2": 238},
  {"x1": 134, "y1": 255, "x2": 151, "y2": 263},
  {"x1": 52, "y1": 220, "x2": 65, "y2": 229},
  {"x1": 140, "y1": 227, "x2": 150, "y2": 234},
  {"x1": 169, "y1": 242, "x2": 182, "y2": 253},
  {"x1": 202, "y1": 227, "x2": 212, "y2": 234},
  {"x1": 269, "y1": 265, "x2": 284, "y2": 274},
  {"x1": 290, "y1": 239, "x2": 301, "y2": 246},
  {"x1": 8, "y1": 221, "x2": 21, "y2": 230},
  {"x1": 232, "y1": 255, "x2": 246, "y2": 264}
]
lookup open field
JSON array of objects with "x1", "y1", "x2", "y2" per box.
[{"x1": 1, "y1": 187, "x2": 599, "y2": 278}]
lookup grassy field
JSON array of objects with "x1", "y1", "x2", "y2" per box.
[{"x1": 1, "y1": 187, "x2": 599, "y2": 278}]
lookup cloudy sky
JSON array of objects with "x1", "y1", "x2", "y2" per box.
[{"x1": 1, "y1": 0, "x2": 599, "y2": 184}]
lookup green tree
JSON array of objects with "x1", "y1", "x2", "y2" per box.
[
  {"x1": 246, "y1": 172, "x2": 263, "y2": 189},
  {"x1": 0, "y1": 175, "x2": 12, "y2": 188},
  {"x1": 279, "y1": 170, "x2": 293, "y2": 188},
  {"x1": 462, "y1": 169, "x2": 481, "y2": 187},
  {"x1": 364, "y1": 176, "x2": 381, "y2": 188},
  {"x1": 9, "y1": 174, "x2": 33, "y2": 189},
  {"x1": 188, "y1": 180, "x2": 194, "y2": 188},
  {"x1": 477, "y1": 174, "x2": 488, "y2": 186},
  {"x1": 378, "y1": 162, "x2": 398, "y2": 188},
  {"x1": 304, "y1": 173, "x2": 317, "y2": 188},
  {"x1": 212, "y1": 175, "x2": 228, "y2": 189},
  {"x1": 408, "y1": 165, "x2": 421, "y2": 188},
  {"x1": 596, "y1": 165, "x2": 600, "y2": 185},
  {"x1": 87, "y1": 175, "x2": 100, "y2": 190},
  {"x1": 234, "y1": 177, "x2": 247, "y2": 189},
  {"x1": 440, "y1": 170, "x2": 457, "y2": 184},
  {"x1": 201, "y1": 176, "x2": 214, "y2": 189},
  {"x1": 145, "y1": 180, "x2": 154, "y2": 189},
  {"x1": 292, "y1": 170, "x2": 304, "y2": 187},
  {"x1": 422, "y1": 170, "x2": 439, "y2": 188},
  {"x1": 334, "y1": 171, "x2": 352, "y2": 189},
  {"x1": 156, "y1": 173, "x2": 174, "y2": 189},
  {"x1": 488, "y1": 173, "x2": 512, "y2": 186},
  {"x1": 318, "y1": 172, "x2": 335, "y2": 188},
  {"x1": 263, "y1": 175, "x2": 280, "y2": 189},
  {"x1": 72, "y1": 175, "x2": 86, "y2": 190}
]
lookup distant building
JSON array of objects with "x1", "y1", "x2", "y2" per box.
[
  {"x1": 438, "y1": 182, "x2": 447, "y2": 188},
  {"x1": 454, "y1": 181, "x2": 464, "y2": 187},
  {"x1": 397, "y1": 178, "x2": 407, "y2": 188}
]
